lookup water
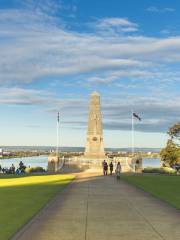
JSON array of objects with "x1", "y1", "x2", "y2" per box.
[
  {"x1": 0, "y1": 155, "x2": 48, "y2": 170},
  {"x1": 0, "y1": 156, "x2": 161, "y2": 170},
  {"x1": 142, "y1": 158, "x2": 161, "y2": 168}
]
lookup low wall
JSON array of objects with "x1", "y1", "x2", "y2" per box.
[{"x1": 61, "y1": 156, "x2": 142, "y2": 173}]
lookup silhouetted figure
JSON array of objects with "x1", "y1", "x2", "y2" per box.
[
  {"x1": 102, "y1": 160, "x2": 108, "y2": 175},
  {"x1": 109, "y1": 162, "x2": 113, "y2": 175},
  {"x1": 19, "y1": 161, "x2": 23, "y2": 169}
]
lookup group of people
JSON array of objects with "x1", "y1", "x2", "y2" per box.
[
  {"x1": 0, "y1": 161, "x2": 26, "y2": 174},
  {"x1": 0, "y1": 164, "x2": 15, "y2": 174},
  {"x1": 102, "y1": 160, "x2": 121, "y2": 178}
]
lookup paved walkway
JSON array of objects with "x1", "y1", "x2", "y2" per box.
[{"x1": 13, "y1": 170, "x2": 180, "y2": 240}]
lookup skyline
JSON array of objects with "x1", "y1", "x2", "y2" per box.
[{"x1": 0, "y1": 0, "x2": 180, "y2": 147}]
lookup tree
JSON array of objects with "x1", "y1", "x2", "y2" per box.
[
  {"x1": 160, "y1": 123, "x2": 180, "y2": 166},
  {"x1": 168, "y1": 122, "x2": 180, "y2": 145},
  {"x1": 160, "y1": 140, "x2": 179, "y2": 166}
]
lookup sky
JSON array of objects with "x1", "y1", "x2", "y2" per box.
[{"x1": 0, "y1": 0, "x2": 180, "y2": 148}]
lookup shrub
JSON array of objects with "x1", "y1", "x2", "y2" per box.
[
  {"x1": 25, "y1": 166, "x2": 45, "y2": 173},
  {"x1": 143, "y1": 167, "x2": 177, "y2": 174},
  {"x1": 163, "y1": 167, "x2": 177, "y2": 174}
]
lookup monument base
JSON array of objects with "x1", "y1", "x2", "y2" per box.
[
  {"x1": 112, "y1": 156, "x2": 142, "y2": 173},
  {"x1": 84, "y1": 150, "x2": 106, "y2": 159},
  {"x1": 83, "y1": 153, "x2": 107, "y2": 163}
]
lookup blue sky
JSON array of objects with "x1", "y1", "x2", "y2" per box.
[{"x1": 0, "y1": 0, "x2": 180, "y2": 148}]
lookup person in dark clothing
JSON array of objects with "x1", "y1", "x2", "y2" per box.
[
  {"x1": 19, "y1": 161, "x2": 24, "y2": 170},
  {"x1": 19, "y1": 161, "x2": 26, "y2": 173},
  {"x1": 102, "y1": 160, "x2": 108, "y2": 175},
  {"x1": 104, "y1": 161, "x2": 108, "y2": 175},
  {"x1": 109, "y1": 161, "x2": 113, "y2": 175}
]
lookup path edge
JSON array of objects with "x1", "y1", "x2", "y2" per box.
[{"x1": 11, "y1": 175, "x2": 77, "y2": 240}]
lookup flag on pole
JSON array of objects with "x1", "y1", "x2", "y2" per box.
[
  {"x1": 57, "y1": 112, "x2": 60, "y2": 123},
  {"x1": 133, "y1": 112, "x2": 141, "y2": 121}
]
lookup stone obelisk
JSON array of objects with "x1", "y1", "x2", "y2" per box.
[{"x1": 84, "y1": 91, "x2": 105, "y2": 159}]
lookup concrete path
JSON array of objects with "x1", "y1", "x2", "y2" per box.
[{"x1": 13, "y1": 170, "x2": 180, "y2": 240}]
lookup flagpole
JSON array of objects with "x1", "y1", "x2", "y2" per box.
[
  {"x1": 131, "y1": 110, "x2": 135, "y2": 172},
  {"x1": 56, "y1": 112, "x2": 60, "y2": 171},
  {"x1": 131, "y1": 110, "x2": 134, "y2": 157}
]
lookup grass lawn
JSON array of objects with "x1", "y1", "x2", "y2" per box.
[
  {"x1": 0, "y1": 174, "x2": 74, "y2": 239},
  {"x1": 121, "y1": 174, "x2": 180, "y2": 209}
]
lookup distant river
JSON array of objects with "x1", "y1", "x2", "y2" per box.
[
  {"x1": 0, "y1": 155, "x2": 48, "y2": 170},
  {"x1": 142, "y1": 158, "x2": 161, "y2": 168},
  {"x1": 0, "y1": 156, "x2": 161, "y2": 170}
]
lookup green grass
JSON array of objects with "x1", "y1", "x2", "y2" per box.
[
  {"x1": 0, "y1": 174, "x2": 74, "y2": 239},
  {"x1": 121, "y1": 174, "x2": 180, "y2": 209}
]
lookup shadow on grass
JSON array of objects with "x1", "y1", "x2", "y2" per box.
[{"x1": 0, "y1": 163, "x2": 89, "y2": 179}]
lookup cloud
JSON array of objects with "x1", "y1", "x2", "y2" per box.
[
  {"x1": 0, "y1": 87, "x2": 88, "y2": 120},
  {"x1": 94, "y1": 17, "x2": 138, "y2": 33},
  {"x1": 0, "y1": 87, "x2": 54, "y2": 105},
  {"x1": 0, "y1": 2, "x2": 180, "y2": 135},
  {"x1": 101, "y1": 95, "x2": 180, "y2": 133},
  {"x1": 87, "y1": 70, "x2": 152, "y2": 84},
  {"x1": 0, "y1": 86, "x2": 180, "y2": 133},
  {"x1": 21, "y1": 0, "x2": 63, "y2": 17},
  {"x1": 146, "y1": 6, "x2": 175, "y2": 13},
  {"x1": 47, "y1": 94, "x2": 180, "y2": 133},
  {"x1": 1, "y1": 6, "x2": 180, "y2": 86},
  {"x1": 86, "y1": 68, "x2": 180, "y2": 87}
]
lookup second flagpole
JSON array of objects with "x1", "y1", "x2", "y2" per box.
[
  {"x1": 56, "y1": 112, "x2": 60, "y2": 171},
  {"x1": 131, "y1": 110, "x2": 135, "y2": 172},
  {"x1": 131, "y1": 110, "x2": 134, "y2": 157}
]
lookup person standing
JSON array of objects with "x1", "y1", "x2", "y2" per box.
[
  {"x1": 109, "y1": 161, "x2": 113, "y2": 175},
  {"x1": 11, "y1": 164, "x2": 15, "y2": 174},
  {"x1": 105, "y1": 161, "x2": 108, "y2": 175},
  {"x1": 115, "y1": 162, "x2": 121, "y2": 179},
  {"x1": 102, "y1": 160, "x2": 108, "y2": 176}
]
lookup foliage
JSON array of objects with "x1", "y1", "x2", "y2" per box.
[
  {"x1": 0, "y1": 174, "x2": 74, "y2": 239},
  {"x1": 142, "y1": 166, "x2": 177, "y2": 174},
  {"x1": 168, "y1": 122, "x2": 180, "y2": 143},
  {"x1": 25, "y1": 166, "x2": 45, "y2": 173},
  {"x1": 160, "y1": 139, "x2": 180, "y2": 166},
  {"x1": 160, "y1": 123, "x2": 180, "y2": 166}
]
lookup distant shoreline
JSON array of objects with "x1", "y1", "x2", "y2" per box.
[{"x1": 0, "y1": 146, "x2": 161, "y2": 153}]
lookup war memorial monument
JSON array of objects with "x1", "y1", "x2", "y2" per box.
[
  {"x1": 48, "y1": 91, "x2": 142, "y2": 173},
  {"x1": 84, "y1": 91, "x2": 106, "y2": 160}
]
